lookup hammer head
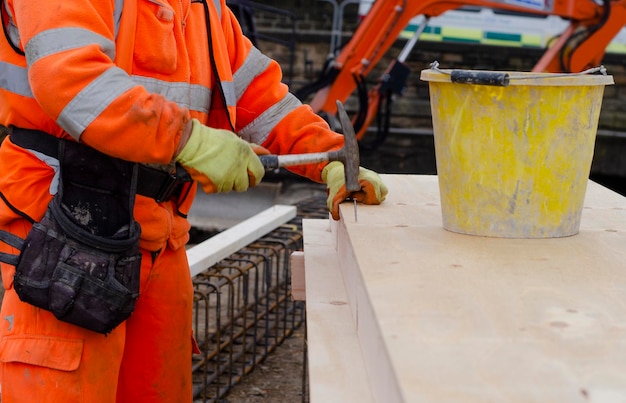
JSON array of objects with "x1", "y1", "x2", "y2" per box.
[{"x1": 335, "y1": 100, "x2": 361, "y2": 192}]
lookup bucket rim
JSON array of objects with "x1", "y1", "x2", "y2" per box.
[{"x1": 420, "y1": 68, "x2": 615, "y2": 86}]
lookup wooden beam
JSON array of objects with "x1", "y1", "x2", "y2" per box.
[
  {"x1": 290, "y1": 251, "x2": 306, "y2": 301},
  {"x1": 303, "y1": 219, "x2": 375, "y2": 403},
  {"x1": 187, "y1": 204, "x2": 297, "y2": 277}
]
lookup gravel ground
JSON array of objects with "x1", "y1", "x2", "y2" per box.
[{"x1": 222, "y1": 325, "x2": 308, "y2": 403}]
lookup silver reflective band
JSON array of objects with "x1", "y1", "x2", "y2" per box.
[
  {"x1": 239, "y1": 93, "x2": 301, "y2": 144},
  {"x1": 213, "y1": 0, "x2": 221, "y2": 19},
  {"x1": 30, "y1": 150, "x2": 61, "y2": 195},
  {"x1": 25, "y1": 27, "x2": 116, "y2": 66},
  {"x1": 233, "y1": 47, "x2": 271, "y2": 101},
  {"x1": 57, "y1": 67, "x2": 136, "y2": 139},
  {"x1": 0, "y1": 62, "x2": 32, "y2": 97},
  {"x1": 220, "y1": 80, "x2": 236, "y2": 108},
  {"x1": 133, "y1": 76, "x2": 212, "y2": 114},
  {"x1": 4, "y1": 6, "x2": 19, "y2": 49},
  {"x1": 114, "y1": 0, "x2": 124, "y2": 38}
]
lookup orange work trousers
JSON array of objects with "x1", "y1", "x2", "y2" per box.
[{"x1": 0, "y1": 218, "x2": 195, "y2": 402}]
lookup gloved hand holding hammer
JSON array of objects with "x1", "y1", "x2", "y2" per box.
[
  {"x1": 258, "y1": 101, "x2": 388, "y2": 220},
  {"x1": 322, "y1": 161, "x2": 387, "y2": 220},
  {"x1": 321, "y1": 101, "x2": 387, "y2": 220}
]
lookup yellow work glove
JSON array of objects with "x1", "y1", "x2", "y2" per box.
[
  {"x1": 321, "y1": 161, "x2": 388, "y2": 220},
  {"x1": 175, "y1": 119, "x2": 265, "y2": 193}
]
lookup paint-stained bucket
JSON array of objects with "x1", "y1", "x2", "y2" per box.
[{"x1": 420, "y1": 66, "x2": 614, "y2": 238}]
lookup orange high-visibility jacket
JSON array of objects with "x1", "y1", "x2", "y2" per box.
[{"x1": 0, "y1": 0, "x2": 343, "y2": 252}]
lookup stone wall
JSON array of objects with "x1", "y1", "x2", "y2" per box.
[{"x1": 239, "y1": 0, "x2": 626, "y2": 132}]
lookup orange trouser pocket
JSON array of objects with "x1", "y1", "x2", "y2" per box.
[
  {"x1": 0, "y1": 335, "x2": 84, "y2": 402},
  {"x1": 0, "y1": 288, "x2": 125, "y2": 403},
  {"x1": 0, "y1": 335, "x2": 83, "y2": 370}
]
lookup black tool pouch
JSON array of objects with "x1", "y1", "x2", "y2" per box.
[{"x1": 4, "y1": 139, "x2": 142, "y2": 334}]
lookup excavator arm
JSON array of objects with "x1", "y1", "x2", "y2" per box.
[{"x1": 299, "y1": 0, "x2": 626, "y2": 142}]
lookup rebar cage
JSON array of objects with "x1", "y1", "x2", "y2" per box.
[{"x1": 191, "y1": 195, "x2": 328, "y2": 402}]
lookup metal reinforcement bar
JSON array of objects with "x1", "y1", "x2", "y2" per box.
[{"x1": 190, "y1": 196, "x2": 328, "y2": 402}]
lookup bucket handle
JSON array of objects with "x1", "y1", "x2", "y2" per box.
[
  {"x1": 450, "y1": 69, "x2": 510, "y2": 87},
  {"x1": 429, "y1": 61, "x2": 607, "y2": 87}
]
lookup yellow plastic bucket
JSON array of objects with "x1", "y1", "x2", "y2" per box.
[{"x1": 420, "y1": 68, "x2": 614, "y2": 238}]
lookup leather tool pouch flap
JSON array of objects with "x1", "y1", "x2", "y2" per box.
[{"x1": 11, "y1": 140, "x2": 142, "y2": 334}]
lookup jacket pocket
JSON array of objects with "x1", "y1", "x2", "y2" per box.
[
  {"x1": 0, "y1": 335, "x2": 83, "y2": 371},
  {"x1": 135, "y1": 0, "x2": 178, "y2": 74}
]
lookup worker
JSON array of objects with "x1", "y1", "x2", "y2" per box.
[{"x1": 0, "y1": 0, "x2": 387, "y2": 401}]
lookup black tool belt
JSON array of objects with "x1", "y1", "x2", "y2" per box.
[
  {"x1": 0, "y1": 131, "x2": 145, "y2": 334},
  {"x1": 9, "y1": 127, "x2": 191, "y2": 203}
]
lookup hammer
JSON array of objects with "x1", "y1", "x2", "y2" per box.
[{"x1": 258, "y1": 100, "x2": 361, "y2": 192}]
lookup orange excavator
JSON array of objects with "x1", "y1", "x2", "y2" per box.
[{"x1": 294, "y1": 0, "x2": 626, "y2": 146}]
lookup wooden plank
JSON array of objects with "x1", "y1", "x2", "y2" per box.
[
  {"x1": 334, "y1": 205, "x2": 405, "y2": 403},
  {"x1": 330, "y1": 175, "x2": 626, "y2": 402},
  {"x1": 290, "y1": 251, "x2": 306, "y2": 301},
  {"x1": 303, "y1": 219, "x2": 375, "y2": 403},
  {"x1": 187, "y1": 204, "x2": 296, "y2": 277}
]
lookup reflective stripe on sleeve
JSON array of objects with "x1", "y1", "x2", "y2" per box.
[
  {"x1": 58, "y1": 71, "x2": 212, "y2": 138},
  {"x1": 233, "y1": 47, "x2": 271, "y2": 101},
  {"x1": 25, "y1": 27, "x2": 116, "y2": 65},
  {"x1": 238, "y1": 92, "x2": 301, "y2": 144},
  {"x1": 0, "y1": 62, "x2": 33, "y2": 97},
  {"x1": 57, "y1": 67, "x2": 136, "y2": 139}
]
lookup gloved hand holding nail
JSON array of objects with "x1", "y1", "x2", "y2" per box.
[{"x1": 322, "y1": 160, "x2": 388, "y2": 220}]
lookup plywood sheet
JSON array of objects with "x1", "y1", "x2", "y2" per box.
[
  {"x1": 303, "y1": 219, "x2": 374, "y2": 403},
  {"x1": 329, "y1": 175, "x2": 626, "y2": 402}
]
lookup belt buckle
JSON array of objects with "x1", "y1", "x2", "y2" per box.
[
  {"x1": 153, "y1": 164, "x2": 191, "y2": 203},
  {"x1": 154, "y1": 171, "x2": 180, "y2": 203}
]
